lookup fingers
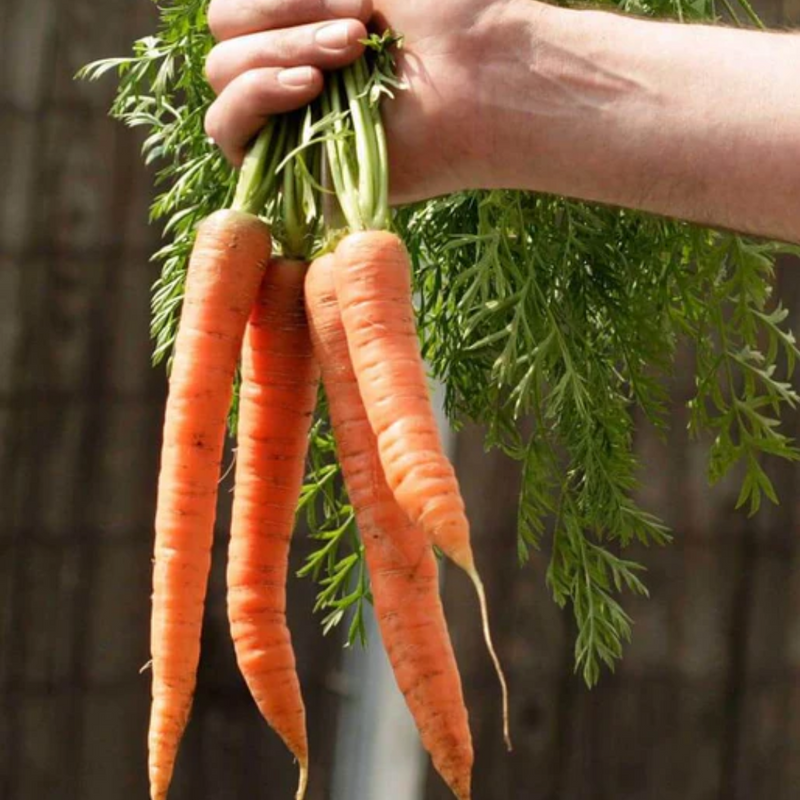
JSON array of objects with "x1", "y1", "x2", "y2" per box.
[
  {"x1": 208, "y1": 0, "x2": 372, "y2": 41},
  {"x1": 205, "y1": 0, "x2": 373, "y2": 166},
  {"x1": 206, "y1": 19, "x2": 367, "y2": 94},
  {"x1": 205, "y1": 67, "x2": 324, "y2": 165}
]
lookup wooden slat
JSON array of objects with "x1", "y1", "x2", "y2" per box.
[
  {"x1": 30, "y1": 542, "x2": 86, "y2": 684},
  {"x1": 86, "y1": 400, "x2": 162, "y2": 538},
  {"x1": 2, "y1": 6, "x2": 164, "y2": 800},
  {"x1": 52, "y1": 0, "x2": 158, "y2": 112},
  {"x1": 0, "y1": 540, "x2": 14, "y2": 683},
  {"x1": 782, "y1": 679, "x2": 800, "y2": 799},
  {"x1": 0, "y1": 0, "x2": 55, "y2": 112},
  {"x1": 0, "y1": 691, "x2": 10, "y2": 799},
  {"x1": 0, "y1": 258, "x2": 23, "y2": 396},
  {"x1": 12, "y1": 401, "x2": 95, "y2": 538},
  {"x1": 84, "y1": 540, "x2": 151, "y2": 686},
  {"x1": 0, "y1": 117, "x2": 40, "y2": 253},
  {"x1": 40, "y1": 112, "x2": 122, "y2": 255},
  {"x1": 78, "y1": 687, "x2": 149, "y2": 799},
  {"x1": 728, "y1": 254, "x2": 800, "y2": 800},
  {"x1": 14, "y1": 693, "x2": 78, "y2": 800}
]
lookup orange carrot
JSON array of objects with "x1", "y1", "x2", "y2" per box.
[
  {"x1": 228, "y1": 259, "x2": 318, "y2": 800},
  {"x1": 149, "y1": 209, "x2": 271, "y2": 800},
  {"x1": 333, "y1": 232, "x2": 511, "y2": 750},
  {"x1": 306, "y1": 254, "x2": 474, "y2": 799}
]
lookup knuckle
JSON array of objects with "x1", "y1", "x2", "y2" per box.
[
  {"x1": 251, "y1": 31, "x2": 285, "y2": 64},
  {"x1": 236, "y1": 69, "x2": 285, "y2": 111},
  {"x1": 239, "y1": 68, "x2": 272, "y2": 101},
  {"x1": 204, "y1": 45, "x2": 226, "y2": 91},
  {"x1": 272, "y1": 30, "x2": 302, "y2": 63},
  {"x1": 253, "y1": 0, "x2": 289, "y2": 29},
  {"x1": 206, "y1": 0, "x2": 227, "y2": 39},
  {"x1": 203, "y1": 102, "x2": 224, "y2": 143},
  {"x1": 351, "y1": 0, "x2": 373, "y2": 21},
  {"x1": 272, "y1": 0, "x2": 295, "y2": 23}
]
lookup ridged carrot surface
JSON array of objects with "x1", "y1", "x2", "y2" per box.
[
  {"x1": 306, "y1": 254, "x2": 474, "y2": 799},
  {"x1": 228, "y1": 259, "x2": 318, "y2": 800},
  {"x1": 333, "y1": 232, "x2": 511, "y2": 749},
  {"x1": 149, "y1": 209, "x2": 271, "y2": 800}
]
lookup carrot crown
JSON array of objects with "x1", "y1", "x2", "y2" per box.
[
  {"x1": 229, "y1": 34, "x2": 402, "y2": 254},
  {"x1": 230, "y1": 108, "x2": 321, "y2": 261}
]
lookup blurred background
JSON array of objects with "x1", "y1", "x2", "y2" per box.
[{"x1": 1, "y1": 1, "x2": 799, "y2": 798}]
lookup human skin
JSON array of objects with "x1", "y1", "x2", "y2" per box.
[{"x1": 205, "y1": 0, "x2": 800, "y2": 243}]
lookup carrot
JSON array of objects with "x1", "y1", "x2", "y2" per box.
[
  {"x1": 149, "y1": 209, "x2": 271, "y2": 800},
  {"x1": 228, "y1": 259, "x2": 318, "y2": 800},
  {"x1": 332, "y1": 231, "x2": 511, "y2": 750},
  {"x1": 306, "y1": 254, "x2": 474, "y2": 799}
]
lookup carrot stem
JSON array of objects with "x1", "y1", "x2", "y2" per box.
[
  {"x1": 283, "y1": 126, "x2": 307, "y2": 258},
  {"x1": 342, "y1": 63, "x2": 375, "y2": 223},
  {"x1": 371, "y1": 93, "x2": 390, "y2": 229},
  {"x1": 321, "y1": 51, "x2": 390, "y2": 232},
  {"x1": 328, "y1": 74, "x2": 364, "y2": 230},
  {"x1": 233, "y1": 116, "x2": 290, "y2": 216},
  {"x1": 233, "y1": 120, "x2": 275, "y2": 214}
]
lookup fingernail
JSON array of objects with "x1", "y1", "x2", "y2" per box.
[
  {"x1": 316, "y1": 22, "x2": 352, "y2": 51},
  {"x1": 324, "y1": 0, "x2": 364, "y2": 16},
  {"x1": 278, "y1": 66, "x2": 315, "y2": 88}
]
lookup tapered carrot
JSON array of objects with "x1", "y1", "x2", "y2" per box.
[
  {"x1": 149, "y1": 209, "x2": 271, "y2": 800},
  {"x1": 333, "y1": 232, "x2": 511, "y2": 750},
  {"x1": 228, "y1": 259, "x2": 318, "y2": 800},
  {"x1": 306, "y1": 255, "x2": 474, "y2": 799}
]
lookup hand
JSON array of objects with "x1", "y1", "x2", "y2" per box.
[{"x1": 205, "y1": 0, "x2": 526, "y2": 203}]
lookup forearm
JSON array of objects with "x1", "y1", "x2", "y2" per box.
[{"x1": 476, "y1": 3, "x2": 800, "y2": 242}]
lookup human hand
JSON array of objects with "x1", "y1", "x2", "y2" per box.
[{"x1": 205, "y1": 0, "x2": 528, "y2": 203}]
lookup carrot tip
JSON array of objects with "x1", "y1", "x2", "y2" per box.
[
  {"x1": 295, "y1": 759, "x2": 309, "y2": 800},
  {"x1": 468, "y1": 569, "x2": 512, "y2": 753}
]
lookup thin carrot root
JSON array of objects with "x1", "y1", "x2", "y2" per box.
[
  {"x1": 296, "y1": 758, "x2": 309, "y2": 800},
  {"x1": 469, "y1": 570, "x2": 512, "y2": 752}
]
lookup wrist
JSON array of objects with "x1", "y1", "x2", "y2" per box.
[
  {"x1": 466, "y1": 2, "x2": 642, "y2": 198},
  {"x1": 463, "y1": 0, "x2": 564, "y2": 190},
  {"x1": 386, "y1": 0, "x2": 559, "y2": 202}
]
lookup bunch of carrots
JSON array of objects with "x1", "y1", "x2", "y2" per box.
[{"x1": 147, "y1": 35, "x2": 509, "y2": 800}]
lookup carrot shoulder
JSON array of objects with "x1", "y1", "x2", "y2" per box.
[
  {"x1": 333, "y1": 232, "x2": 511, "y2": 750},
  {"x1": 228, "y1": 259, "x2": 318, "y2": 800},
  {"x1": 306, "y1": 255, "x2": 474, "y2": 800},
  {"x1": 149, "y1": 209, "x2": 271, "y2": 800}
]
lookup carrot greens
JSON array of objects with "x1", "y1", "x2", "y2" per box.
[{"x1": 398, "y1": 194, "x2": 799, "y2": 683}]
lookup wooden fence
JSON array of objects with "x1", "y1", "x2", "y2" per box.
[{"x1": 1, "y1": 1, "x2": 798, "y2": 798}]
